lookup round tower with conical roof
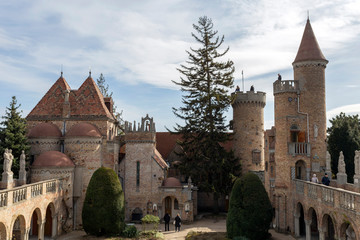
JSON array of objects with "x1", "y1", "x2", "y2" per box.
[{"x1": 232, "y1": 88, "x2": 266, "y2": 174}]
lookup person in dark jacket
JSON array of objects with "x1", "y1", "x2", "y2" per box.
[
  {"x1": 164, "y1": 213, "x2": 170, "y2": 231},
  {"x1": 322, "y1": 173, "x2": 330, "y2": 186},
  {"x1": 175, "y1": 213, "x2": 182, "y2": 232}
]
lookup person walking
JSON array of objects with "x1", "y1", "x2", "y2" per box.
[
  {"x1": 311, "y1": 174, "x2": 319, "y2": 183},
  {"x1": 175, "y1": 213, "x2": 182, "y2": 232},
  {"x1": 164, "y1": 212, "x2": 170, "y2": 231},
  {"x1": 322, "y1": 173, "x2": 330, "y2": 186}
]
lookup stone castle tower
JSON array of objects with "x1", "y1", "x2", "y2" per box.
[
  {"x1": 232, "y1": 89, "x2": 266, "y2": 174},
  {"x1": 269, "y1": 18, "x2": 328, "y2": 232}
]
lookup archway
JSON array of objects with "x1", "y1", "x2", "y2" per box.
[
  {"x1": 164, "y1": 196, "x2": 172, "y2": 216},
  {"x1": 45, "y1": 203, "x2": 56, "y2": 237},
  {"x1": 340, "y1": 222, "x2": 356, "y2": 240},
  {"x1": 322, "y1": 214, "x2": 335, "y2": 240},
  {"x1": 295, "y1": 160, "x2": 306, "y2": 180},
  {"x1": 0, "y1": 222, "x2": 7, "y2": 240},
  {"x1": 11, "y1": 215, "x2": 26, "y2": 240},
  {"x1": 30, "y1": 208, "x2": 42, "y2": 239},
  {"x1": 295, "y1": 202, "x2": 305, "y2": 237},
  {"x1": 131, "y1": 207, "x2": 143, "y2": 221},
  {"x1": 308, "y1": 207, "x2": 319, "y2": 239}
]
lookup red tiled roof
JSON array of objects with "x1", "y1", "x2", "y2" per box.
[
  {"x1": 156, "y1": 132, "x2": 181, "y2": 159},
  {"x1": 66, "y1": 122, "x2": 102, "y2": 137},
  {"x1": 153, "y1": 149, "x2": 168, "y2": 169},
  {"x1": 33, "y1": 151, "x2": 74, "y2": 167},
  {"x1": 293, "y1": 19, "x2": 327, "y2": 63},
  {"x1": 27, "y1": 76, "x2": 115, "y2": 120},
  {"x1": 28, "y1": 122, "x2": 62, "y2": 138}
]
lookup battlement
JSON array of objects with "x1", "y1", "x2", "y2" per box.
[
  {"x1": 124, "y1": 114, "x2": 156, "y2": 133},
  {"x1": 232, "y1": 91, "x2": 266, "y2": 107},
  {"x1": 273, "y1": 80, "x2": 300, "y2": 94}
]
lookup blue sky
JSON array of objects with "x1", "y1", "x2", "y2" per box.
[{"x1": 0, "y1": 0, "x2": 359, "y2": 131}]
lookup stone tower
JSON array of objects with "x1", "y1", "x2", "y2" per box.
[
  {"x1": 232, "y1": 89, "x2": 266, "y2": 174},
  {"x1": 271, "y1": 18, "x2": 328, "y2": 232}
]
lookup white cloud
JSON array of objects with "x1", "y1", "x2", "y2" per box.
[{"x1": 327, "y1": 104, "x2": 360, "y2": 120}]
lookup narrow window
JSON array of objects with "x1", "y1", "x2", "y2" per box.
[
  {"x1": 174, "y1": 199, "x2": 179, "y2": 210},
  {"x1": 136, "y1": 161, "x2": 140, "y2": 187}
]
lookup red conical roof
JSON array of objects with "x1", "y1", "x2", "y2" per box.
[{"x1": 293, "y1": 19, "x2": 327, "y2": 63}]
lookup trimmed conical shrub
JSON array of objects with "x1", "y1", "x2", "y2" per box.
[
  {"x1": 227, "y1": 172, "x2": 273, "y2": 239},
  {"x1": 82, "y1": 167, "x2": 125, "y2": 236}
]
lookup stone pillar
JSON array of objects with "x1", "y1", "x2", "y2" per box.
[
  {"x1": 306, "y1": 167, "x2": 311, "y2": 181},
  {"x1": 38, "y1": 220, "x2": 45, "y2": 240},
  {"x1": 24, "y1": 228, "x2": 30, "y2": 240},
  {"x1": 305, "y1": 220, "x2": 311, "y2": 240},
  {"x1": 294, "y1": 213, "x2": 300, "y2": 237},
  {"x1": 326, "y1": 151, "x2": 332, "y2": 180},
  {"x1": 337, "y1": 151, "x2": 347, "y2": 185},
  {"x1": 353, "y1": 151, "x2": 360, "y2": 188},
  {"x1": 1, "y1": 172, "x2": 14, "y2": 189},
  {"x1": 52, "y1": 214, "x2": 58, "y2": 238},
  {"x1": 318, "y1": 228, "x2": 325, "y2": 240},
  {"x1": 18, "y1": 150, "x2": 27, "y2": 185}
]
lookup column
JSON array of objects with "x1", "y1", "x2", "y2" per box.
[
  {"x1": 318, "y1": 228, "x2": 325, "y2": 240},
  {"x1": 23, "y1": 228, "x2": 30, "y2": 240},
  {"x1": 51, "y1": 214, "x2": 58, "y2": 238},
  {"x1": 306, "y1": 167, "x2": 311, "y2": 181},
  {"x1": 294, "y1": 213, "x2": 300, "y2": 237},
  {"x1": 305, "y1": 220, "x2": 311, "y2": 240},
  {"x1": 38, "y1": 220, "x2": 45, "y2": 240}
]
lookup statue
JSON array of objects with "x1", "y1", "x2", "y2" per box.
[
  {"x1": 3, "y1": 149, "x2": 13, "y2": 173},
  {"x1": 338, "y1": 151, "x2": 346, "y2": 174},
  {"x1": 20, "y1": 150, "x2": 26, "y2": 172},
  {"x1": 314, "y1": 124, "x2": 318, "y2": 138},
  {"x1": 355, "y1": 150, "x2": 360, "y2": 175}
]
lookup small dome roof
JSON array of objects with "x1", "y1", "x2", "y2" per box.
[
  {"x1": 33, "y1": 151, "x2": 74, "y2": 167},
  {"x1": 66, "y1": 122, "x2": 101, "y2": 137},
  {"x1": 162, "y1": 177, "x2": 182, "y2": 187},
  {"x1": 28, "y1": 122, "x2": 62, "y2": 138}
]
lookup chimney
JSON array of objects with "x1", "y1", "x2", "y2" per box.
[{"x1": 62, "y1": 89, "x2": 71, "y2": 118}]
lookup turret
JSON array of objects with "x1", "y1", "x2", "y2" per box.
[{"x1": 232, "y1": 88, "x2": 266, "y2": 174}]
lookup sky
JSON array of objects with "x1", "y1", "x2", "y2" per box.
[{"x1": 0, "y1": 0, "x2": 359, "y2": 132}]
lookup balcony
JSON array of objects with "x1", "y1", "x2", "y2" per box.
[
  {"x1": 273, "y1": 80, "x2": 300, "y2": 94},
  {"x1": 288, "y1": 142, "x2": 310, "y2": 157}
]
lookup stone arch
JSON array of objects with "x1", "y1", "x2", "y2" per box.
[
  {"x1": 162, "y1": 195, "x2": 180, "y2": 218},
  {"x1": 295, "y1": 160, "x2": 307, "y2": 180},
  {"x1": 307, "y1": 207, "x2": 319, "y2": 239},
  {"x1": 321, "y1": 213, "x2": 336, "y2": 240},
  {"x1": 131, "y1": 207, "x2": 143, "y2": 221},
  {"x1": 45, "y1": 202, "x2": 57, "y2": 238},
  {"x1": 0, "y1": 222, "x2": 7, "y2": 240},
  {"x1": 339, "y1": 221, "x2": 357, "y2": 240},
  {"x1": 29, "y1": 207, "x2": 42, "y2": 238},
  {"x1": 294, "y1": 202, "x2": 305, "y2": 237},
  {"x1": 10, "y1": 215, "x2": 26, "y2": 240}
]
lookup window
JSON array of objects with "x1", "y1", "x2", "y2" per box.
[
  {"x1": 252, "y1": 150, "x2": 261, "y2": 164},
  {"x1": 174, "y1": 199, "x2": 179, "y2": 210},
  {"x1": 136, "y1": 161, "x2": 140, "y2": 187}
]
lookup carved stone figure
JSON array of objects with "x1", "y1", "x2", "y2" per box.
[
  {"x1": 355, "y1": 150, "x2": 360, "y2": 175},
  {"x1": 20, "y1": 150, "x2": 26, "y2": 172},
  {"x1": 314, "y1": 124, "x2": 318, "y2": 138},
  {"x1": 3, "y1": 149, "x2": 13, "y2": 173},
  {"x1": 326, "y1": 151, "x2": 331, "y2": 171},
  {"x1": 338, "y1": 151, "x2": 346, "y2": 174}
]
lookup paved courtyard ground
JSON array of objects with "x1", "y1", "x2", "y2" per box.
[{"x1": 57, "y1": 217, "x2": 296, "y2": 240}]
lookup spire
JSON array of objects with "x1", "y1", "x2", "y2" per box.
[{"x1": 293, "y1": 19, "x2": 327, "y2": 64}]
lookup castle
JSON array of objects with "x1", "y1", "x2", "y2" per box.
[{"x1": 0, "y1": 18, "x2": 359, "y2": 239}]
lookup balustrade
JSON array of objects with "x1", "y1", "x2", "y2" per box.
[
  {"x1": 31, "y1": 183, "x2": 43, "y2": 197},
  {"x1": 0, "y1": 192, "x2": 7, "y2": 207},
  {"x1": 296, "y1": 181, "x2": 304, "y2": 194},
  {"x1": 308, "y1": 184, "x2": 318, "y2": 199},
  {"x1": 46, "y1": 181, "x2": 56, "y2": 193},
  {"x1": 13, "y1": 188, "x2": 27, "y2": 203},
  {"x1": 288, "y1": 142, "x2": 311, "y2": 156},
  {"x1": 273, "y1": 80, "x2": 300, "y2": 94},
  {"x1": 340, "y1": 192, "x2": 355, "y2": 211}
]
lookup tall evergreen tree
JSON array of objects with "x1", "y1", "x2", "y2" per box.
[
  {"x1": 172, "y1": 16, "x2": 240, "y2": 212},
  {"x1": 327, "y1": 112, "x2": 360, "y2": 182},
  {"x1": 97, "y1": 73, "x2": 113, "y2": 98},
  {"x1": 0, "y1": 96, "x2": 30, "y2": 178}
]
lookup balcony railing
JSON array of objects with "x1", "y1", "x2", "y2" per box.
[
  {"x1": 0, "y1": 179, "x2": 61, "y2": 209},
  {"x1": 273, "y1": 80, "x2": 300, "y2": 94},
  {"x1": 288, "y1": 142, "x2": 311, "y2": 157},
  {"x1": 293, "y1": 179, "x2": 359, "y2": 212}
]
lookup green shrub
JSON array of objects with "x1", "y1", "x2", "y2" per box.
[
  {"x1": 123, "y1": 225, "x2": 138, "y2": 238},
  {"x1": 227, "y1": 173, "x2": 273, "y2": 240},
  {"x1": 82, "y1": 167, "x2": 125, "y2": 236},
  {"x1": 139, "y1": 230, "x2": 164, "y2": 240},
  {"x1": 141, "y1": 214, "x2": 160, "y2": 231}
]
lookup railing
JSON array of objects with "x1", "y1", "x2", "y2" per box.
[
  {"x1": 288, "y1": 142, "x2": 311, "y2": 157},
  {"x1": 293, "y1": 179, "x2": 359, "y2": 212},
  {"x1": 0, "y1": 179, "x2": 61, "y2": 208},
  {"x1": 273, "y1": 80, "x2": 300, "y2": 94}
]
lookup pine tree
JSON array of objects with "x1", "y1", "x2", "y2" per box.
[
  {"x1": 327, "y1": 112, "x2": 360, "y2": 182},
  {"x1": 0, "y1": 96, "x2": 30, "y2": 178},
  {"x1": 172, "y1": 16, "x2": 240, "y2": 212},
  {"x1": 97, "y1": 73, "x2": 112, "y2": 98}
]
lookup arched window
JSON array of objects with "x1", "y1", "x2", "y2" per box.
[{"x1": 174, "y1": 198, "x2": 179, "y2": 210}]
